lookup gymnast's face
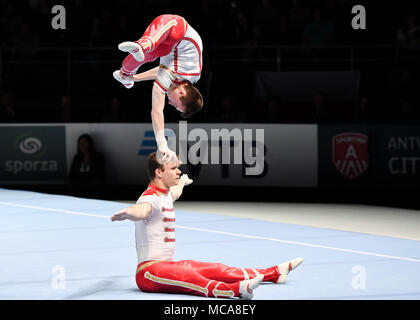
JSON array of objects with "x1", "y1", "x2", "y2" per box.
[
  {"x1": 167, "y1": 84, "x2": 187, "y2": 112},
  {"x1": 159, "y1": 162, "x2": 182, "y2": 188}
]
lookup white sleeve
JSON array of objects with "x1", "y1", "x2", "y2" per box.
[{"x1": 137, "y1": 195, "x2": 159, "y2": 217}]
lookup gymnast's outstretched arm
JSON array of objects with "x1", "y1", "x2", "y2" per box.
[
  {"x1": 110, "y1": 203, "x2": 152, "y2": 221},
  {"x1": 132, "y1": 66, "x2": 159, "y2": 82}
]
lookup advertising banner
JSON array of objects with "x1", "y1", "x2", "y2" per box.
[
  {"x1": 318, "y1": 125, "x2": 372, "y2": 187},
  {"x1": 0, "y1": 125, "x2": 67, "y2": 183},
  {"x1": 65, "y1": 123, "x2": 318, "y2": 187},
  {"x1": 318, "y1": 125, "x2": 420, "y2": 188},
  {"x1": 374, "y1": 125, "x2": 420, "y2": 187}
]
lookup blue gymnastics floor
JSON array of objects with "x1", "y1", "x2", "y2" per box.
[{"x1": 0, "y1": 187, "x2": 419, "y2": 300}]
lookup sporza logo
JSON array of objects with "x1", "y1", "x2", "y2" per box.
[
  {"x1": 5, "y1": 134, "x2": 58, "y2": 175},
  {"x1": 18, "y1": 137, "x2": 43, "y2": 154},
  {"x1": 0, "y1": 126, "x2": 66, "y2": 180}
]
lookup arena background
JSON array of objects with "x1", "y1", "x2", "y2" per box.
[{"x1": 0, "y1": 0, "x2": 419, "y2": 209}]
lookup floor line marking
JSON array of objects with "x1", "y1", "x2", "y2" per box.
[
  {"x1": 0, "y1": 201, "x2": 108, "y2": 219},
  {"x1": 1, "y1": 201, "x2": 419, "y2": 263},
  {"x1": 176, "y1": 225, "x2": 420, "y2": 263}
]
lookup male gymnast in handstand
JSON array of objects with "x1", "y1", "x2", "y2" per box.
[{"x1": 113, "y1": 14, "x2": 203, "y2": 165}]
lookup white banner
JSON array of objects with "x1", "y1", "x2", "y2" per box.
[{"x1": 65, "y1": 123, "x2": 318, "y2": 187}]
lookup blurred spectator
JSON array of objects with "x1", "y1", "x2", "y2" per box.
[
  {"x1": 387, "y1": 67, "x2": 414, "y2": 99},
  {"x1": 254, "y1": 0, "x2": 281, "y2": 44},
  {"x1": 208, "y1": 18, "x2": 235, "y2": 45},
  {"x1": 399, "y1": 99, "x2": 418, "y2": 123},
  {"x1": 353, "y1": 95, "x2": 371, "y2": 123},
  {"x1": 241, "y1": 24, "x2": 267, "y2": 62},
  {"x1": 89, "y1": 18, "x2": 108, "y2": 47},
  {"x1": 397, "y1": 14, "x2": 420, "y2": 49},
  {"x1": 100, "y1": 97, "x2": 127, "y2": 122},
  {"x1": 59, "y1": 95, "x2": 73, "y2": 122},
  {"x1": 219, "y1": 95, "x2": 236, "y2": 122},
  {"x1": 288, "y1": 0, "x2": 311, "y2": 39},
  {"x1": 117, "y1": 14, "x2": 130, "y2": 37},
  {"x1": 36, "y1": 0, "x2": 49, "y2": 14},
  {"x1": 277, "y1": 15, "x2": 295, "y2": 45},
  {"x1": 302, "y1": 7, "x2": 335, "y2": 61},
  {"x1": 265, "y1": 98, "x2": 282, "y2": 123},
  {"x1": 69, "y1": 134, "x2": 105, "y2": 186},
  {"x1": 0, "y1": 3, "x2": 24, "y2": 47},
  {"x1": 234, "y1": 11, "x2": 252, "y2": 45},
  {"x1": 312, "y1": 91, "x2": 330, "y2": 123},
  {"x1": 12, "y1": 23, "x2": 40, "y2": 58},
  {"x1": 0, "y1": 2, "x2": 418, "y2": 126},
  {"x1": 303, "y1": 8, "x2": 335, "y2": 46},
  {"x1": 235, "y1": 101, "x2": 248, "y2": 123},
  {"x1": 0, "y1": 93, "x2": 18, "y2": 122},
  {"x1": 216, "y1": 94, "x2": 248, "y2": 122},
  {"x1": 100, "y1": 9, "x2": 118, "y2": 44}
]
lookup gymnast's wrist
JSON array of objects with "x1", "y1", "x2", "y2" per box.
[{"x1": 156, "y1": 139, "x2": 168, "y2": 151}]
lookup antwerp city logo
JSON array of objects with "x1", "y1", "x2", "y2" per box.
[{"x1": 332, "y1": 133, "x2": 368, "y2": 179}]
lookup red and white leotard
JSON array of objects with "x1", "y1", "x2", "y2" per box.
[
  {"x1": 135, "y1": 183, "x2": 176, "y2": 264},
  {"x1": 133, "y1": 183, "x2": 282, "y2": 299},
  {"x1": 121, "y1": 14, "x2": 203, "y2": 94},
  {"x1": 154, "y1": 23, "x2": 202, "y2": 94}
]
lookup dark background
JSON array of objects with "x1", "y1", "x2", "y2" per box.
[{"x1": 0, "y1": 0, "x2": 419, "y2": 208}]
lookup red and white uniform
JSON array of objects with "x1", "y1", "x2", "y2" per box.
[
  {"x1": 121, "y1": 14, "x2": 203, "y2": 94},
  {"x1": 135, "y1": 183, "x2": 176, "y2": 263},
  {"x1": 134, "y1": 183, "x2": 281, "y2": 298}
]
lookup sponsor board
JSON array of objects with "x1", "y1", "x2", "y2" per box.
[
  {"x1": 374, "y1": 125, "x2": 420, "y2": 187},
  {"x1": 319, "y1": 125, "x2": 420, "y2": 187},
  {"x1": 332, "y1": 133, "x2": 369, "y2": 179},
  {"x1": 319, "y1": 125, "x2": 371, "y2": 187},
  {"x1": 65, "y1": 123, "x2": 318, "y2": 187},
  {"x1": 3, "y1": 124, "x2": 417, "y2": 188},
  {"x1": 0, "y1": 126, "x2": 66, "y2": 183}
]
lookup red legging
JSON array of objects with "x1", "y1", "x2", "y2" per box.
[
  {"x1": 135, "y1": 260, "x2": 280, "y2": 298},
  {"x1": 121, "y1": 14, "x2": 186, "y2": 75}
]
